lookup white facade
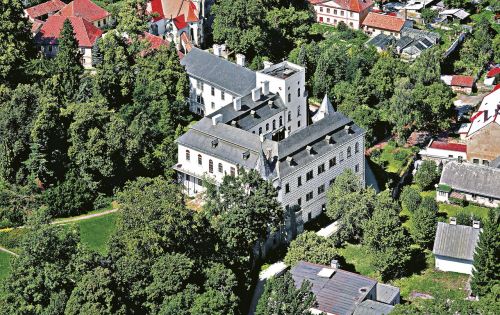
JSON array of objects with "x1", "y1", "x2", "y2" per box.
[
  {"x1": 188, "y1": 76, "x2": 235, "y2": 116},
  {"x1": 312, "y1": 0, "x2": 373, "y2": 30},
  {"x1": 435, "y1": 255, "x2": 474, "y2": 275}
]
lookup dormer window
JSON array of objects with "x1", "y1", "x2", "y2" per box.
[
  {"x1": 211, "y1": 139, "x2": 219, "y2": 148},
  {"x1": 242, "y1": 151, "x2": 250, "y2": 160},
  {"x1": 286, "y1": 156, "x2": 294, "y2": 166},
  {"x1": 306, "y1": 145, "x2": 315, "y2": 155}
]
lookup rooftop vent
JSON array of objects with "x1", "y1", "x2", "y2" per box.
[
  {"x1": 233, "y1": 97, "x2": 242, "y2": 111},
  {"x1": 268, "y1": 100, "x2": 274, "y2": 108},
  {"x1": 212, "y1": 114, "x2": 223, "y2": 126},
  {"x1": 262, "y1": 80, "x2": 270, "y2": 95},
  {"x1": 236, "y1": 53, "x2": 246, "y2": 67},
  {"x1": 263, "y1": 61, "x2": 273, "y2": 69},
  {"x1": 252, "y1": 87, "x2": 262, "y2": 102},
  {"x1": 317, "y1": 268, "x2": 335, "y2": 278},
  {"x1": 211, "y1": 139, "x2": 219, "y2": 148},
  {"x1": 473, "y1": 220, "x2": 480, "y2": 229},
  {"x1": 359, "y1": 287, "x2": 368, "y2": 294},
  {"x1": 330, "y1": 259, "x2": 340, "y2": 270},
  {"x1": 242, "y1": 150, "x2": 250, "y2": 160},
  {"x1": 450, "y1": 217, "x2": 457, "y2": 225},
  {"x1": 213, "y1": 44, "x2": 221, "y2": 57},
  {"x1": 250, "y1": 110, "x2": 256, "y2": 117},
  {"x1": 325, "y1": 135, "x2": 334, "y2": 144}
]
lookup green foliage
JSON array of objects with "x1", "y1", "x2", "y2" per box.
[
  {"x1": 116, "y1": 0, "x2": 148, "y2": 36},
  {"x1": 284, "y1": 231, "x2": 338, "y2": 266},
  {"x1": 454, "y1": 20, "x2": 495, "y2": 75},
  {"x1": 471, "y1": 209, "x2": 500, "y2": 296},
  {"x1": 415, "y1": 160, "x2": 439, "y2": 190},
  {"x1": 455, "y1": 210, "x2": 480, "y2": 225},
  {"x1": 0, "y1": 181, "x2": 41, "y2": 227},
  {"x1": 255, "y1": 272, "x2": 315, "y2": 315},
  {"x1": 411, "y1": 197, "x2": 438, "y2": 248},
  {"x1": 400, "y1": 186, "x2": 422, "y2": 213},
  {"x1": 326, "y1": 169, "x2": 376, "y2": 242},
  {"x1": 421, "y1": 8, "x2": 438, "y2": 24}
]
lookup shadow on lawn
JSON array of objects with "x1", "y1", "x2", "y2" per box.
[{"x1": 406, "y1": 247, "x2": 428, "y2": 276}]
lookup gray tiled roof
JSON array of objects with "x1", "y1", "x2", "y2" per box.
[
  {"x1": 433, "y1": 222, "x2": 481, "y2": 261},
  {"x1": 376, "y1": 283, "x2": 399, "y2": 304},
  {"x1": 490, "y1": 156, "x2": 500, "y2": 168},
  {"x1": 291, "y1": 261, "x2": 377, "y2": 315},
  {"x1": 440, "y1": 162, "x2": 500, "y2": 199},
  {"x1": 396, "y1": 36, "x2": 413, "y2": 49},
  {"x1": 367, "y1": 33, "x2": 395, "y2": 49},
  {"x1": 354, "y1": 300, "x2": 394, "y2": 315},
  {"x1": 401, "y1": 27, "x2": 440, "y2": 43},
  {"x1": 180, "y1": 47, "x2": 256, "y2": 96}
]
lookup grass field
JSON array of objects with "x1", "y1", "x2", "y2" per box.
[
  {"x1": 75, "y1": 213, "x2": 118, "y2": 254},
  {"x1": 0, "y1": 251, "x2": 12, "y2": 284},
  {"x1": 338, "y1": 243, "x2": 377, "y2": 278},
  {"x1": 438, "y1": 203, "x2": 490, "y2": 221}
]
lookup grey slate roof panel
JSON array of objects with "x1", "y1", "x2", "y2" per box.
[
  {"x1": 376, "y1": 283, "x2": 399, "y2": 304},
  {"x1": 432, "y1": 222, "x2": 481, "y2": 260},
  {"x1": 291, "y1": 261, "x2": 377, "y2": 315},
  {"x1": 440, "y1": 162, "x2": 500, "y2": 199},
  {"x1": 367, "y1": 33, "x2": 395, "y2": 49},
  {"x1": 354, "y1": 300, "x2": 394, "y2": 315},
  {"x1": 180, "y1": 47, "x2": 256, "y2": 96}
]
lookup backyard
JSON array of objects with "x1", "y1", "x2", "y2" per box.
[{"x1": 368, "y1": 142, "x2": 416, "y2": 189}]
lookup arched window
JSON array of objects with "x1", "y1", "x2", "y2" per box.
[
  {"x1": 272, "y1": 120, "x2": 276, "y2": 130},
  {"x1": 266, "y1": 123, "x2": 269, "y2": 131},
  {"x1": 297, "y1": 88, "x2": 301, "y2": 97},
  {"x1": 186, "y1": 150, "x2": 190, "y2": 161},
  {"x1": 198, "y1": 154, "x2": 202, "y2": 165},
  {"x1": 347, "y1": 147, "x2": 352, "y2": 158},
  {"x1": 279, "y1": 116, "x2": 283, "y2": 127},
  {"x1": 288, "y1": 93, "x2": 291, "y2": 103},
  {"x1": 259, "y1": 127, "x2": 262, "y2": 134},
  {"x1": 355, "y1": 142, "x2": 359, "y2": 153},
  {"x1": 288, "y1": 111, "x2": 291, "y2": 122},
  {"x1": 218, "y1": 163, "x2": 223, "y2": 173},
  {"x1": 209, "y1": 159, "x2": 213, "y2": 173}
]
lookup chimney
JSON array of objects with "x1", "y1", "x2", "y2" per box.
[
  {"x1": 231, "y1": 120, "x2": 238, "y2": 127},
  {"x1": 473, "y1": 220, "x2": 480, "y2": 229},
  {"x1": 344, "y1": 125, "x2": 352, "y2": 134},
  {"x1": 252, "y1": 87, "x2": 261, "y2": 101},
  {"x1": 450, "y1": 217, "x2": 457, "y2": 225},
  {"x1": 236, "y1": 54, "x2": 246, "y2": 67},
  {"x1": 233, "y1": 97, "x2": 242, "y2": 111},
  {"x1": 211, "y1": 138, "x2": 219, "y2": 148},
  {"x1": 212, "y1": 113, "x2": 223, "y2": 125},
  {"x1": 268, "y1": 100, "x2": 274, "y2": 108},
  {"x1": 306, "y1": 145, "x2": 314, "y2": 155},
  {"x1": 325, "y1": 135, "x2": 334, "y2": 144},
  {"x1": 286, "y1": 156, "x2": 294, "y2": 165},
  {"x1": 263, "y1": 61, "x2": 273, "y2": 69},
  {"x1": 261, "y1": 81, "x2": 270, "y2": 95},
  {"x1": 484, "y1": 110, "x2": 488, "y2": 121},
  {"x1": 213, "y1": 44, "x2": 221, "y2": 57},
  {"x1": 259, "y1": 134, "x2": 265, "y2": 142},
  {"x1": 330, "y1": 259, "x2": 340, "y2": 270},
  {"x1": 250, "y1": 110, "x2": 256, "y2": 117}
]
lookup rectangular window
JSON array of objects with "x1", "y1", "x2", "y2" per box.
[
  {"x1": 211, "y1": 86, "x2": 215, "y2": 96},
  {"x1": 330, "y1": 178, "x2": 335, "y2": 186},
  {"x1": 473, "y1": 159, "x2": 479, "y2": 164},
  {"x1": 355, "y1": 164, "x2": 359, "y2": 173},
  {"x1": 297, "y1": 198, "x2": 302, "y2": 206},
  {"x1": 285, "y1": 183, "x2": 290, "y2": 194},
  {"x1": 297, "y1": 176, "x2": 302, "y2": 187},
  {"x1": 326, "y1": 8, "x2": 330, "y2": 13},
  {"x1": 339, "y1": 151, "x2": 344, "y2": 162},
  {"x1": 306, "y1": 191, "x2": 313, "y2": 201},
  {"x1": 221, "y1": 91, "x2": 225, "y2": 100},
  {"x1": 297, "y1": 120, "x2": 301, "y2": 128},
  {"x1": 318, "y1": 164, "x2": 325, "y2": 174},
  {"x1": 320, "y1": 7, "x2": 323, "y2": 12},
  {"x1": 306, "y1": 170, "x2": 313, "y2": 181},
  {"x1": 230, "y1": 167, "x2": 235, "y2": 176},
  {"x1": 211, "y1": 102, "x2": 215, "y2": 109},
  {"x1": 334, "y1": 9, "x2": 337, "y2": 15},
  {"x1": 329, "y1": 157, "x2": 336, "y2": 168},
  {"x1": 218, "y1": 163, "x2": 223, "y2": 173},
  {"x1": 318, "y1": 184, "x2": 325, "y2": 195},
  {"x1": 186, "y1": 174, "x2": 190, "y2": 181}
]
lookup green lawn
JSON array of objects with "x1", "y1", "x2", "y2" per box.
[
  {"x1": 70, "y1": 213, "x2": 118, "y2": 255},
  {"x1": 438, "y1": 203, "x2": 490, "y2": 221},
  {"x1": 392, "y1": 252, "x2": 469, "y2": 302},
  {"x1": 338, "y1": 243, "x2": 378, "y2": 279},
  {"x1": 310, "y1": 23, "x2": 338, "y2": 36},
  {"x1": 0, "y1": 251, "x2": 13, "y2": 284}
]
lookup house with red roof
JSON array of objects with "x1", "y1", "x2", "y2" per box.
[
  {"x1": 24, "y1": 0, "x2": 66, "y2": 22},
  {"x1": 419, "y1": 139, "x2": 467, "y2": 164},
  {"x1": 309, "y1": 0, "x2": 374, "y2": 30},
  {"x1": 362, "y1": 12, "x2": 407, "y2": 38},
  {"x1": 57, "y1": 0, "x2": 112, "y2": 29},
  {"x1": 441, "y1": 75, "x2": 475, "y2": 95},
  {"x1": 36, "y1": 16, "x2": 103, "y2": 69},
  {"x1": 146, "y1": 0, "x2": 210, "y2": 50}
]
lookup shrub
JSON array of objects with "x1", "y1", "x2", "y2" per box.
[
  {"x1": 455, "y1": 211, "x2": 481, "y2": 226},
  {"x1": 449, "y1": 196, "x2": 467, "y2": 207},
  {"x1": 414, "y1": 160, "x2": 439, "y2": 190},
  {"x1": 284, "y1": 231, "x2": 338, "y2": 266},
  {"x1": 400, "y1": 186, "x2": 422, "y2": 212},
  {"x1": 393, "y1": 150, "x2": 408, "y2": 161}
]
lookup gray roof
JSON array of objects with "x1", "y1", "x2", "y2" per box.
[
  {"x1": 490, "y1": 156, "x2": 500, "y2": 168},
  {"x1": 376, "y1": 283, "x2": 399, "y2": 304},
  {"x1": 366, "y1": 34, "x2": 395, "y2": 49},
  {"x1": 354, "y1": 300, "x2": 394, "y2": 315},
  {"x1": 433, "y1": 222, "x2": 481, "y2": 261},
  {"x1": 278, "y1": 112, "x2": 364, "y2": 178},
  {"x1": 401, "y1": 27, "x2": 440, "y2": 43},
  {"x1": 440, "y1": 162, "x2": 500, "y2": 199},
  {"x1": 291, "y1": 261, "x2": 377, "y2": 315},
  {"x1": 207, "y1": 92, "x2": 286, "y2": 131},
  {"x1": 396, "y1": 36, "x2": 414, "y2": 49},
  {"x1": 180, "y1": 47, "x2": 256, "y2": 96}
]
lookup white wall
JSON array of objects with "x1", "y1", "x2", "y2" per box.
[
  {"x1": 188, "y1": 76, "x2": 235, "y2": 115},
  {"x1": 314, "y1": 3, "x2": 362, "y2": 29},
  {"x1": 435, "y1": 255, "x2": 474, "y2": 275}
]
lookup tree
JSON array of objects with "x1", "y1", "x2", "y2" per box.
[
  {"x1": 420, "y1": 8, "x2": 438, "y2": 24},
  {"x1": 0, "y1": 85, "x2": 42, "y2": 184},
  {"x1": 414, "y1": 160, "x2": 439, "y2": 190},
  {"x1": 116, "y1": 0, "x2": 149, "y2": 36},
  {"x1": 284, "y1": 231, "x2": 338, "y2": 266},
  {"x1": 326, "y1": 169, "x2": 376, "y2": 242},
  {"x1": 364, "y1": 191, "x2": 412, "y2": 280},
  {"x1": 387, "y1": 77, "x2": 418, "y2": 143},
  {"x1": 410, "y1": 48, "x2": 441, "y2": 85},
  {"x1": 211, "y1": 0, "x2": 267, "y2": 59},
  {"x1": 48, "y1": 19, "x2": 83, "y2": 104},
  {"x1": 189, "y1": 289, "x2": 236, "y2": 315},
  {"x1": 65, "y1": 267, "x2": 124, "y2": 315},
  {"x1": 471, "y1": 209, "x2": 500, "y2": 297},
  {"x1": 443, "y1": 0, "x2": 470, "y2": 10},
  {"x1": 411, "y1": 197, "x2": 438, "y2": 248},
  {"x1": 255, "y1": 272, "x2": 315, "y2": 315},
  {"x1": 455, "y1": 210, "x2": 481, "y2": 226},
  {"x1": 0, "y1": 0, "x2": 34, "y2": 85},
  {"x1": 400, "y1": 186, "x2": 421, "y2": 213},
  {"x1": 158, "y1": 285, "x2": 200, "y2": 315}
]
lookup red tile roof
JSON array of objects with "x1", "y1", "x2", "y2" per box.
[
  {"x1": 37, "y1": 16, "x2": 103, "y2": 47},
  {"x1": 150, "y1": 0, "x2": 165, "y2": 22},
  {"x1": 429, "y1": 141, "x2": 467, "y2": 153},
  {"x1": 486, "y1": 67, "x2": 500, "y2": 78},
  {"x1": 58, "y1": 0, "x2": 110, "y2": 22},
  {"x1": 309, "y1": 0, "x2": 373, "y2": 13},
  {"x1": 451, "y1": 75, "x2": 474, "y2": 88},
  {"x1": 31, "y1": 19, "x2": 45, "y2": 34},
  {"x1": 362, "y1": 12, "x2": 405, "y2": 32},
  {"x1": 140, "y1": 32, "x2": 169, "y2": 54},
  {"x1": 173, "y1": 14, "x2": 188, "y2": 30},
  {"x1": 493, "y1": 85, "x2": 500, "y2": 92},
  {"x1": 149, "y1": 0, "x2": 199, "y2": 24},
  {"x1": 25, "y1": 0, "x2": 66, "y2": 20}
]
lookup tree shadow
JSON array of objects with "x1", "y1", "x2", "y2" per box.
[
  {"x1": 406, "y1": 247, "x2": 428, "y2": 276},
  {"x1": 335, "y1": 255, "x2": 357, "y2": 274}
]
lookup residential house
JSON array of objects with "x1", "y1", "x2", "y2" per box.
[
  {"x1": 484, "y1": 67, "x2": 500, "y2": 86},
  {"x1": 309, "y1": 0, "x2": 374, "y2": 30},
  {"x1": 57, "y1": 0, "x2": 113, "y2": 29},
  {"x1": 362, "y1": 12, "x2": 408, "y2": 38},
  {"x1": 441, "y1": 75, "x2": 475, "y2": 94},
  {"x1": 433, "y1": 221, "x2": 481, "y2": 275},
  {"x1": 460, "y1": 88, "x2": 500, "y2": 164},
  {"x1": 147, "y1": 0, "x2": 211, "y2": 49},
  {"x1": 436, "y1": 162, "x2": 500, "y2": 208},
  {"x1": 24, "y1": 0, "x2": 65, "y2": 22},
  {"x1": 290, "y1": 261, "x2": 400, "y2": 315},
  {"x1": 419, "y1": 139, "x2": 467, "y2": 164},
  {"x1": 174, "y1": 49, "x2": 365, "y2": 247},
  {"x1": 35, "y1": 16, "x2": 103, "y2": 69},
  {"x1": 438, "y1": 9, "x2": 470, "y2": 24}
]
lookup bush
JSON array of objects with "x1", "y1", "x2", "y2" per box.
[
  {"x1": 393, "y1": 150, "x2": 409, "y2": 161},
  {"x1": 449, "y1": 196, "x2": 467, "y2": 207},
  {"x1": 284, "y1": 231, "x2": 338, "y2": 266},
  {"x1": 455, "y1": 211, "x2": 481, "y2": 226},
  {"x1": 400, "y1": 186, "x2": 422, "y2": 212},
  {"x1": 414, "y1": 160, "x2": 439, "y2": 190}
]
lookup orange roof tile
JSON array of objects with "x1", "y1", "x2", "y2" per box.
[
  {"x1": 25, "y1": 0, "x2": 66, "y2": 20},
  {"x1": 362, "y1": 12, "x2": 405, "y2": 32},
  {"x1": 451, "y1": 75, "x2": 474, "y2": 88},
  {"x1": 58, "y1": 0, "x2": 110, "y2": 23},
  {"x1": 36, "y1": 15, "x2": 103, "y2": 47}
]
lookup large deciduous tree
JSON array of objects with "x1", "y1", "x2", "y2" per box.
[
  {"x1": 414, "y1": 160, "x2": 439, "y2": 190},
  {"x1": 284, "y1": 231, "x2": 338, "y2": 266},
  {"x1": 411, "y1": 197, "x2": 438, "y2": 248}
]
